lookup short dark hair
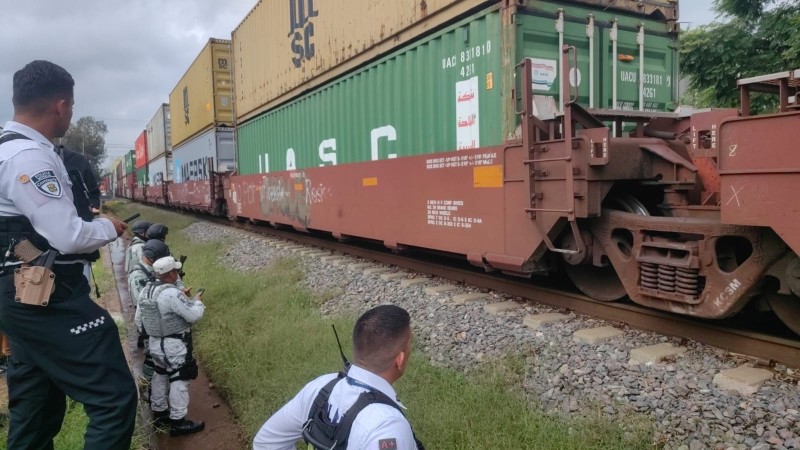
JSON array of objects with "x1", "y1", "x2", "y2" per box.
[
  {"x1": 353, "y1": 305, "x2": 411, "y2": 372},
  {"x1": 12, "y1": 60, "x2": 74, "y2": 111}
]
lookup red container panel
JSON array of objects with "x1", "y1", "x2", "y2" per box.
[
  {"x1": 720, "y1": 112, "x2": 800, "y2": 255},
  {"x1": 135, "y1": 131, "x2": 148, "y2": 169},
  {"x1": 125, "y1": 173, "x2": 135, "y2": 199},
  {"x1": 168, "y1": 181, "x2": 214, "y2": 212},
  {"x1": 228, "y1": 146, "x2": 546, "y2": 272},
  {"x1": 133, "y1": 186, "x2": 146, "y2": 202},
  {"x1": 145, "y1": 185, "x2": 167, "y2": 205}
]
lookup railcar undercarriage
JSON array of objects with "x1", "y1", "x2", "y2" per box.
[{"x1": 518, "y1": 53, "x2": 800, "y2": 332}]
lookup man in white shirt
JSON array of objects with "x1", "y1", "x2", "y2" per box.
[
  {"x1": 253, "y1": 305, "x2": 423, "y2": 450},
  {"x1": 0, "y1": 60, "x2": 135, "y2": 450}
]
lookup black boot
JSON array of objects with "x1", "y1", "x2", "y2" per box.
[
  {"x1": 137, "y1": 334, "x2": 147, "y2": 349},
  {"x1": 153, "y1": 410, "x2": 170, "y2": 430},
  {"x1": 170, "y1": 417, "x2": 204, "y2": 437}
]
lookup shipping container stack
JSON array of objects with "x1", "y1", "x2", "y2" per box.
[
  {"x1": 145, "y1": 103, "x2": 172, "y2": 204},
  {"x1": 134, "y1": 130, "x2": 148, "y2": 202},
  {"x1": 232, "y1": 0, "x2": 679, "y2": 175},
  {"x1": 125, "y1": 150, "x2": 136, "y2": 199},
  {"x1": 112, "y1": 157, "x2": 122, "y2": 198},
  {"x1": 169, "y1": 38, "x2": 235, "y2": 184}
]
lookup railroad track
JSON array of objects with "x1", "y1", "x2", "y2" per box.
[{"x1": 157, "y1": 207, "x2": 800, "y2": 369}]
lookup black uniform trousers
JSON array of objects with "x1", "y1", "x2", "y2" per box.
[{"x1": 0, "y1": 264, "x2": 137, "y2": 450}]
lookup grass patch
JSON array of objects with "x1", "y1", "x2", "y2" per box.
[{"x1": 116, "y1": 203, "x2": 658, "y2": 449}]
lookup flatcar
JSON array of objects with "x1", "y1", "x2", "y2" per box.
[{"x1": 122, "y1": 0, "x2": 800, "y2": 334}]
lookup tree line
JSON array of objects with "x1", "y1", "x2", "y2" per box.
[{"x1": 680, "y1": 0, "x2": 800, "y2": 113}]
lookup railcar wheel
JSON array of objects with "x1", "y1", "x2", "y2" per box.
[
  {"x1": 766, "y1": 292, "x2": 800, "y2": 335},
  {"x1": 560, "y1": 193, "x2": 646, "y2": 302},
  {"x1": 564, "y1": 263, "x2": 627, "y2": 302},
  {"x1": 560, "y1": 230, "x2": 628, "y2": 302}
]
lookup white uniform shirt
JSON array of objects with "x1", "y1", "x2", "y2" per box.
[
  {"x1": 253, "y1": 365, "x2": 417, "y2": 450},
  {"x1": 0, "y1": 121, "x2": 116, "y2": 255}
]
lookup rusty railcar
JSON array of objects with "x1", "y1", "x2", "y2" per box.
[{"x1": 225, "y1": 50, "x2": 800, "y2": 333}]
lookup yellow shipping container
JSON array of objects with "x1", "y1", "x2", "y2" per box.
[
  {"x1": 232, "y1": 0, "x2": 493, "y2": 122},
  {"x1": 169, "y1": 38, "x2": 233, "y2": 147}
]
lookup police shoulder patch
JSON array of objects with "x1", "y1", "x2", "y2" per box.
[{"x1": 30, "y1": 169, "x2": 62, "y2": 198}]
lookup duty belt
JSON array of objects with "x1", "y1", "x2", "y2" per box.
[{"x1": 0, "y1": 215, "x2": 94, "y2": 264}]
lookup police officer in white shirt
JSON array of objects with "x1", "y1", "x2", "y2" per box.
[
  {"x1": 253, "y1": 305, "x2": 424, "y2": 450},
  {"x1": 0, "y1": 60, "x2": 136, "y2": 449}
]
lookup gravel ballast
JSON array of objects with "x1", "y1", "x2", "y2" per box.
[{"x1": 185, "y1": 222, "x2": 800, "y2": 449}]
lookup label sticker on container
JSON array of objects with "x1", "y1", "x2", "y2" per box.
[
  {"x1": 531, "y1": 58, "x2": 558, "y2": 91},
  {"x1": 455, "y1": 77, "x2": 480, "y2": 151},
  {"x1": 473, "y1": 165, "x2": 503, "y2": 188}
]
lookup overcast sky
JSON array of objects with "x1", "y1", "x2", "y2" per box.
[{"x1": 1, "y1": 0, "x2": 718, "y2": 171}]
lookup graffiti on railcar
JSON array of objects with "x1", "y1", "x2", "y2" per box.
[{"x1": 260, "y1": 173, "x2": 310, "y2": 225}]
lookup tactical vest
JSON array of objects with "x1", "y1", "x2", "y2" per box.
[
  {"x1": 138, "y1": 282, "x2": 192, "y2": 337},
  {"x1": 128, "y1": 263, "x2": 153, "y2": 306},
  {"x1": 0, "y1": 132, "x2": 97, "y2": 264},
  {"x1": 126, "y1": 237, "x2": 145, "y2": 271},
  {"x1": 303, "y1": 373, "x2": 426, "y2": 450}
]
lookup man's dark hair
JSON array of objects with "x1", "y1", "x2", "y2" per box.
[
  {"x1": 12, "y1": 60, "x2": 74, "y2": 112},
  {"x1": 352, "y1": 305, "x2": 411, "y2": 372}
]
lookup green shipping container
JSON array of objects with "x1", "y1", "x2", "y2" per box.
[
  {"x1": 125, "y1": 150, "x2": 136, "y2": 175},
  {"x1": 136, "y1": 166, "x2": 148, "y2": 186},
  {"x1": 237, "y1": 2, "x2": 677, "y2": 175}
]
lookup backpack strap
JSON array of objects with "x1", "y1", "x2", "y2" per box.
[
  {"x1": 0, "y1": 132, "x2": 34, "y2": 168},
  {"x1": 303, "y1": 373, "x2": 426, "y2": 450},
  {"x1": 334, "y1": 389, "x2": 426, "y2": 450},
  {"x1": 0, "y1": 132, "x2": 30, "y2": 146},
  {"x1": 303, "y1": 373, "x2": 347, "y2": 449}
]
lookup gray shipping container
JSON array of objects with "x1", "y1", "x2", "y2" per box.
[
  {"x1": 147, "y1": 154, "x2": 171, "y2": 185},
  {"x1": 171, "y1": 127, "x2": 234, "y2": 183},
  {"x1": 146, "y1": 104, "x2": 172, "y2": 162}
]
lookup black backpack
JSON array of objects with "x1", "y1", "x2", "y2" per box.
[{"x1": 302, "y1": 372, "x2": 425, "y2": 450}]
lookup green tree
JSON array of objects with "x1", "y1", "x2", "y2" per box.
[
  {"x1": 680, "y1": 0, "x2": 800, "y2": 113},
  {"x1": 58, "y1": 116, "x2": 108, "y2": 176}
]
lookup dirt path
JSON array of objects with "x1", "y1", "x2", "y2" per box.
[{"x1": 110, "y1": 237, "x2": 246, "y2": 449}]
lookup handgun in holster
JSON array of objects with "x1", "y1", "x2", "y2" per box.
[{"x1": 12, "y1": 240, "x2": 57, "y2": 306}]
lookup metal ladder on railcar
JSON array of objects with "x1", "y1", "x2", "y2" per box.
[{"x1": 517, "y1": 48, "x2": 600, "y2": 256}]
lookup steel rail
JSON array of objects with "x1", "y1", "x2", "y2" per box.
[{"x1": 175, "y1": 209, "x2": 800, "y2": 368}]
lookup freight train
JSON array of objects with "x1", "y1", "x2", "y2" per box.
[{"x1": 113, "y1": 0, "x2": 800, "y2": 335}]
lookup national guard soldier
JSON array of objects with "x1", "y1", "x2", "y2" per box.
[
  {"x1": 138, "y1": 256, "x2": 205, "y2": 436},
  {"x1": 125, "y1": 220, "x2": 151, "y2": 274},
  {"x1": 130, "y1": 239, "x2": 172, "y2": 351},
  {"x1": 129, "y1": 239, "x2": 172, "y2": 309},
  {"x1": 0, "y1": 61, "x2": 137, "y2": 449},
  {"x1": 253, "y1": 305, "x2": 424, "y2": 450},
  {"x1": 147, "y1": 223, "x2": 169, "y2": 242}
]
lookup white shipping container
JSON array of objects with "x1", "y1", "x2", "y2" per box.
[
  {"x1": 171, "y1": 127, "x2": 235, "y2": 183},
  {"x1": 146, "y1": 104, "x2": 172, "y2": 161},
  {"x1": 147, "y1": 154, "x2": 169, "y2": 185}
]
